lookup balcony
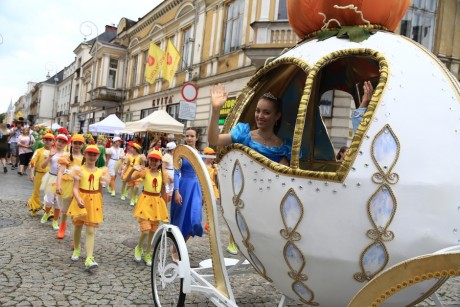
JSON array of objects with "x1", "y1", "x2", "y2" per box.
[
  {"x1": 243, "y1": 20, "x2": 299, "y2": 68},
  {"x1": 88, "y1": 87, "x2": 122, "y2": 108}
]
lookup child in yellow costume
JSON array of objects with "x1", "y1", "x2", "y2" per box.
[
  {"x1": 125, "y1": 149, "x2": 169, "y2": 266},
  {"x1": 122, "y1": 142, "x2": 145, "y2": 206},
  {"x1": 40, "y1": 134, "x2": 68, "y2": 230},
  {"x1": 119, "y1": 141, "x2": 133, "y2": 200},
  {"x1": 55, "y1": 134, "x2": 84, "y2": 239},
  {"x1": 67, "y1": 145, "x2": 110, "y2": 270},
  {"x1": 27, "y1": 133, "x2": 55, "y2": 216}
]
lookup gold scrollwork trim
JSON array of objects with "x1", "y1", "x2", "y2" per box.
[
  {"x1": 279, "y1": 188, "x2": 304, "y2": 241},
  {"x1": 280, "y1": 188, "x2": 319, "y2": 305},
  {"x1": 366, "y1": 184, "x2": 397, "y2": 241},
  {"x1": 231, "y1": 159, "x2": 245, "y2": 208},
  {"x1": 354, "y1": 240, "x2": 390, "y2": 282},
  {"x1": 348, "y1": 253, "x2": 460, "y2": 307},
  {"x1": 370, "y1": 124, "x2": 400, "y2": 183}
]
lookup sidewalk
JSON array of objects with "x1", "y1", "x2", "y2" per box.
[{"x1": 0, "y1": 167, "x2": 458, "y2": 306}]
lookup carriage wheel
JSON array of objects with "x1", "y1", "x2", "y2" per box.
[{"x1": 151, "y1": 231, "x2": 186, "y2": 307}]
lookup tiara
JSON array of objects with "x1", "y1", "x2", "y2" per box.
[{"x1": 262, "y1": 92, "x2": 278, "y2": 100}]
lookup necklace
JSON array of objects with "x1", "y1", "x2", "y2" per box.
[{"x1": 257, "y1": 130, "x2": 274, "y2": 145}]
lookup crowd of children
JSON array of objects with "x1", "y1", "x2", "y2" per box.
[{"x1": 9, "y1": 121, "x2": 238, "y2": 271}]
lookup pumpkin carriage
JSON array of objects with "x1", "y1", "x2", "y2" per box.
[{"x1": 150, "y1": 1, "x2": 460, "y2": 306}]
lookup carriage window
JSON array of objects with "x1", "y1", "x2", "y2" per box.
[
  {"x1": 236, "y1": 63, "x2": 306, "y2": 158},
  {"x1": 298, "y1": 55, "x2": 380, "y2": 172}
]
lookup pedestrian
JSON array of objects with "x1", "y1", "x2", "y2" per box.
[
  {"x1": 9, "y1": 118, "x2": 25, "y2": 169},
  {"x1": 67, "y1": 145, "x2": 110, "y2": 270},
  {"x1": 170, "y1": 127, "x2": 203, "y2": 244},
  {"x1": 0, "y1": 123, "x2": 9, "y2": 173},
  {"x1": 17, "y1": 126, "x2": 35, "y2": 176},
  {"x1": 106, "y1": 136, "x2": 125, "y2": 197},
  {"x1": 125, "y1": 149, "x2": 169, "y2": 266},
  {"x1": 55, "y1": 134, "x2": 84, "y2": 239},
  {"x1": 40, "y1": 134, "x2": 68, "y2": 230},
  {"x1": 27, "y1": 133, "x2": 55, "y2": 216}
]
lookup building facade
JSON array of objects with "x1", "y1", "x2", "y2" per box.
[{"x1": 10, "y1": 0, "x2": 459, "y2": 152}]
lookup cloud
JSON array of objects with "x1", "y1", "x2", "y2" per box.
[{"x1": 0, "y1": 0, "x2": 162, "y2": 113}]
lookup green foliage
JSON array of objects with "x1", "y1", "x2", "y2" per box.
[
  {"x1": 0, "y1": 113, "x2": 5, "y2": 124},
  {"x1": 318, "y1": 26, "x2": 373, "y2": 43}
]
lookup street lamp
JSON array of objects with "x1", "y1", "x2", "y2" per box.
[
  {"x1": 80, "y1": 21, "x2": 99, "y2": 124},
  {"x1": 45, "y1": 62, "x2": 59, "y2": 126}
]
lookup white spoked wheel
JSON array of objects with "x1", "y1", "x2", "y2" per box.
[{"x1": 151, "y1": 229, "x2": 186, "y2": 307}]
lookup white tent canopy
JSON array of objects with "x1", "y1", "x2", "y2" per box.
[
  {"x1": 89, "y1": 114, "x2": 125, "y2": 134},
  {"x1": 122, "y1": 110, "x2": 184, "y2": 134},
  {"x1": 37, "y1": 120, "x2": 62, "y2": 130}
]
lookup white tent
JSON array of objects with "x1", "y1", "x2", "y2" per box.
[
  {"x1": 89, "y1": 114, "x2": 125, "y2": 134},
  {"x1": 122, "y1": 110, "x2": 184, "y2": 134}
]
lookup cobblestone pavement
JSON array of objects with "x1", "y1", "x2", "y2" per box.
[{"x1": 0, "y1": 168, "x2": 459, "y2": 306}]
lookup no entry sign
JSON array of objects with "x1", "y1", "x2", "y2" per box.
[{"x1": 181, "y1": 82, "x2": 198, "y2": 102}]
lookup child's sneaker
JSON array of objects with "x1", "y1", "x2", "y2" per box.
[
  {"x1": 52, "y1": 220, "x2": 59, "y2": 230},
  {"x1": 71, "y1": 246, "x2": 81, "y2": 261},
  {"x1": 40, "y1": 212, "x2": 50, "y2": 224},
  {"x1": 111, "y1": 190, "x2": 116, "y2": 197},
  {"x1": 226, "y1": 242, "x2": 238, "y2": 255},
  {"x1": 143, "y1": 252, "x2": 152, "y2": 267},
  {"x1": 121, "y1": 195, "x2": 126, "y2": 201},
  {"x1": 85, "y1": 257, "x2": 98, "y2": 270},
  {"x1": 134, "y1": 245, "x2": 143, "y2": 262}
]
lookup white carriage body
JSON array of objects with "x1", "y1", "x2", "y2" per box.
[{"x1": 217, "y1": 31, "x2": 460, "y2": 306}]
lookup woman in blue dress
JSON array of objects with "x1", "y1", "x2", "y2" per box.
[
  {"x1": 170, "y1": 127, "x2": 203, "y2": 240},
  {"x1": 207, "y1": 84, "x2": 291, "y2": 165}
]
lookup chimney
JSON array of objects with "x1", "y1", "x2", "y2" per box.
[{"x1": 105, "y1": 25, "x2": 117, "y2": 32}]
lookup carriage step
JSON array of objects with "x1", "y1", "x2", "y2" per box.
[{"x1": 199, "y1": 258, "x2": 249, "y2": 269}]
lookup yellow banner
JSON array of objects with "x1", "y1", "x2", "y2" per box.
[
  {"x1": 162, "y1": 39, "x2": 181, "y2": 85},
  {"x1": 144, "y1": 42, "x2": 165, "y2": 84}
]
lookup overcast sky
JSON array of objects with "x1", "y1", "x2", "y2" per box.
[{"x1": 0, "y1": 0, "x2": 163, "y2": 114}]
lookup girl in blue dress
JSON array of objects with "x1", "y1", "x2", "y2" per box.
[
  {"x1": 170, "y1": 127, "x2": 203, "y2": 240},
  {"x1": 207, "y1": 84, "x2": 291, "y2": 165}
]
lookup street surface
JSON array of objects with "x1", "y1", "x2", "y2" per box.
[{"x1": 0, "y1": 167, "x2": 458, "y2": 306}]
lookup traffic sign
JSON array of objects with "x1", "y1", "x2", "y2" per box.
[{"x1": 181, "y1": 82, "x2": 198, "y2": 102}]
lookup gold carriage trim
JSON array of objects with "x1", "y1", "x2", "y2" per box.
[
  {"x1": 280, "y1": 188, "x2": 319, "y2": 306},
  {"x1": 230, "y1": 159, "x2": 272, "y2": 282},
  {"x1": 218, "y1": 50, "x2": 389, "y2": 184},
  {"x1": 348, "y1": 253, "x2": 460, "y2": 307},
  {"x1": 354, "y1": 124, "x2": 400, "y2": 283}
]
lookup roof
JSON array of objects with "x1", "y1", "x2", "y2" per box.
[{"x1": 43, "y1": 69, "x2": 64, "y2": 84}]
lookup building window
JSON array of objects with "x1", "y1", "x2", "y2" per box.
[
  {"x1": 132, "y1": 55, "x2": 139, "y2": 86},
  {"x1": 167, "y1": 103, "x2": 186, "y2": 123},
  {"x1": 108, "y1": 59, "x2": 118, "y2": 89},
  {"x1": 181, "y1": 27, "x2": 192, "y2": 71},
  {"x1": 400, "y1": 0, "x2": 437, "y2": 51},
  {"x1": 223, "y1": 0, "x2": 244, "y2": 54},
  {"x1": 277, "y1": 0, "x2": 287, "y2": 20},
  {"x1": 141, "y1": 50, "x2": 148, "y2": 84},
  {"x1": 140, "y1": 107, "x2": 157, "y2": 119}
]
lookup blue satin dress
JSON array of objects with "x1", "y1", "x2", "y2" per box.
[
  {"x1": 230, "y1": 123, "x2": 292, "y2": 163},
  {"x1": 170, "y1": 158, "x2": 203, "y2": 238}
]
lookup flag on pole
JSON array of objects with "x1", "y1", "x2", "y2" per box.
[
  {"x1": 162, "y1": 39, "x2": 181, "y2": 85},
  {"x1": 144, "y1": 42, "x2": 165, "y2": 84}
]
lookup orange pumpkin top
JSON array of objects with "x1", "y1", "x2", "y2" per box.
[{"x1": 287, "y1": 0, "x2": 411, "y2": 38}]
